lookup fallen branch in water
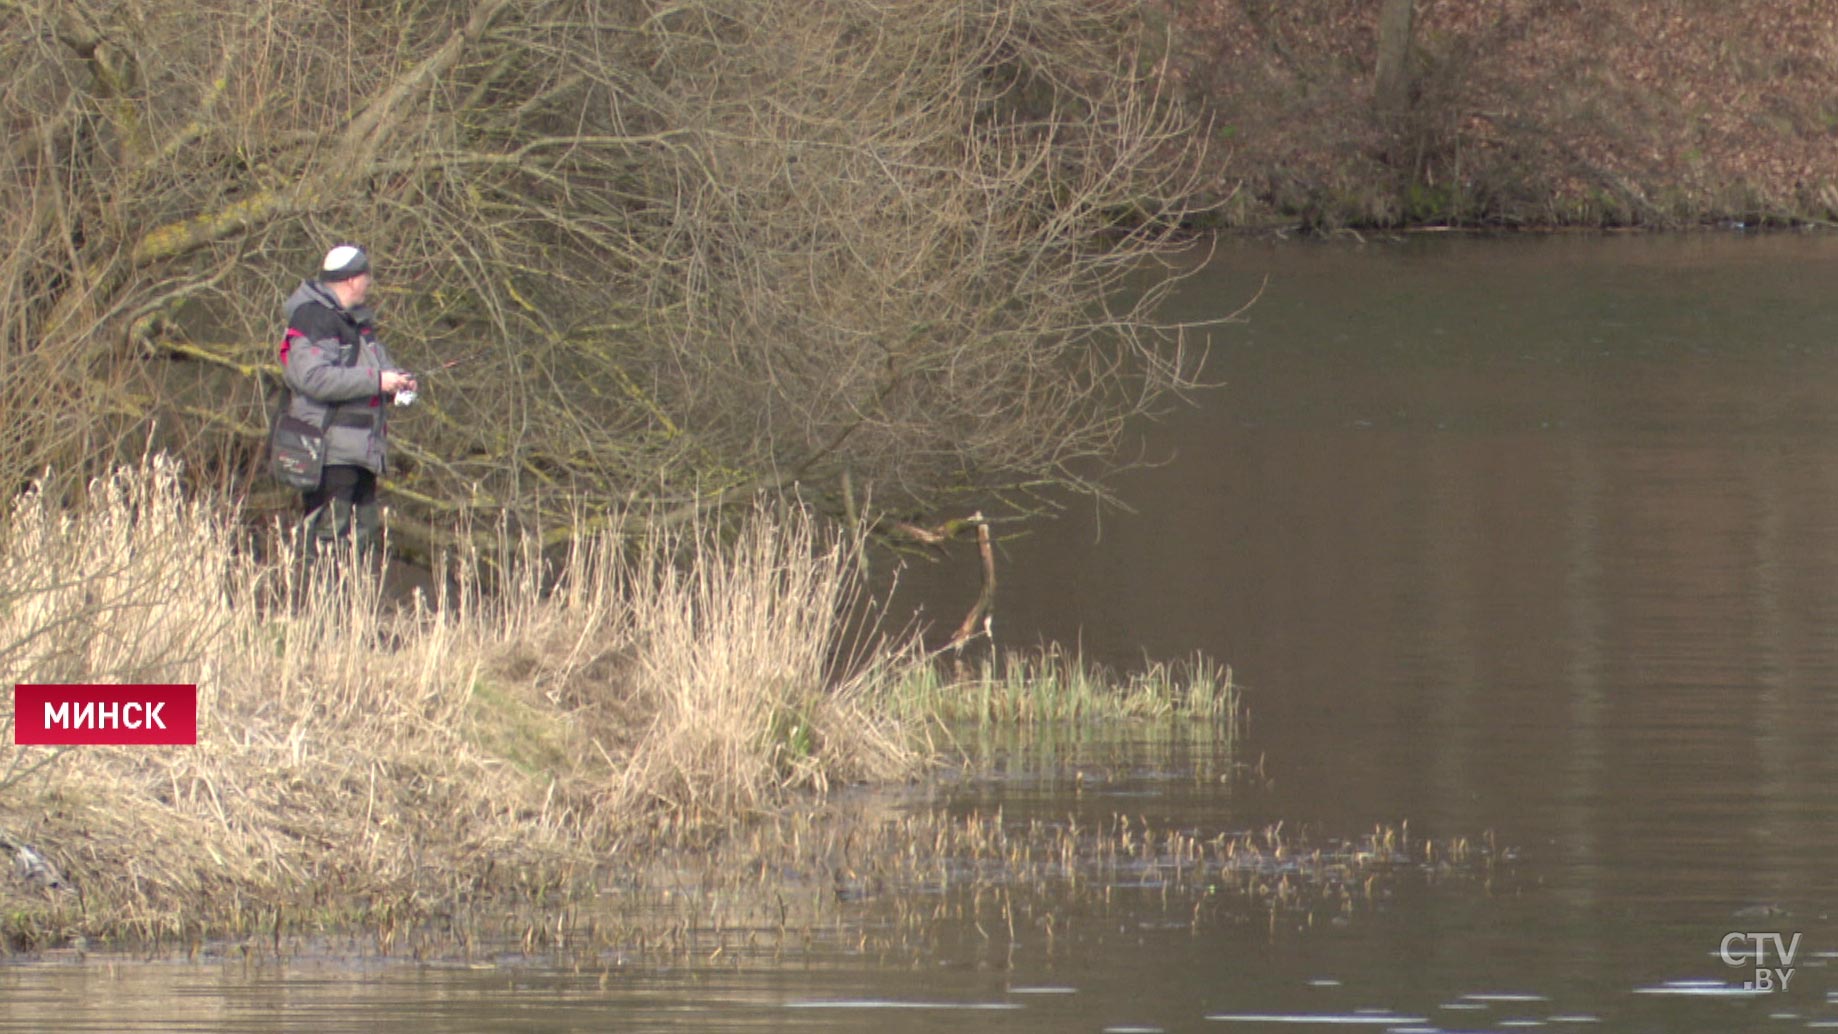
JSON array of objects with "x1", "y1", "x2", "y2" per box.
[
  {"x1": 886, "y1": 512, "x2": 996, "y2": 658},
  {"x1": 947, "y1": 515, "x2": 996, "y2": 654}
]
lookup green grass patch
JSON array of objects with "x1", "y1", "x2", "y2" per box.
[
  {"x1": 463, "y1": 677, "x2": 573, "y2": 778},
  {"x1": 888, "y1": 645, "x2": 1238, "y2": 729}
]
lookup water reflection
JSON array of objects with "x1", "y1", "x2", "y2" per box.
[{"x1": 895, "y1": 232, "x2": 1838, "y2": 1030}]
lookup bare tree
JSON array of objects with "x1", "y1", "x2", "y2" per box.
[{"x1": 0, "y1": 0, "x2": 1210, "y2": 545}]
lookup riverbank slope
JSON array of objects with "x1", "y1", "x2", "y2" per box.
[{"x1": 1161, "y1": 1, "x2": 1838, "y2": 229}]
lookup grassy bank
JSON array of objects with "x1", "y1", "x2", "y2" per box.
[{"x1": 0, "y1": 458, "x2": 1234, "y2": 952}]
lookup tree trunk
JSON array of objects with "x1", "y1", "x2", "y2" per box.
[{"x1": 1374, "y1": 0, "x2": 1414, "y2": 116}]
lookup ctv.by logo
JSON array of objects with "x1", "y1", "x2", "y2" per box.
[{"x1": 1719, "y1": 931, "x2": 1800, "y2": 991}]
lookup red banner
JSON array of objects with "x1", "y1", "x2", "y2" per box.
[{"x1": 12, "y1": 684, "x2": 198, "y2": 745}]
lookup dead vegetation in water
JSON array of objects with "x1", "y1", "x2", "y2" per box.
[
  {"x1": 775, "y1": 809, "x2": 1517, "y2": 957},
  {"x1": 257, "y1": 800, "x2": 1517, "y2": 972}
]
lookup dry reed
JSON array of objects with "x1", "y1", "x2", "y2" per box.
[{"x1": 0, "y1": 457, "x2": 921, "y2": 946}]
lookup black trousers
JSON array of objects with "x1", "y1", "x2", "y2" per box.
[{"x1": 301, "y1": 464, "x2": 379, "y2": 555}]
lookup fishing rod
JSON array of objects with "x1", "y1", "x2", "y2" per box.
[
  {"x1": 434, "y1": 349, "x2": 486, "y2": 371},
  {"x1": 393, "y1": 350, "x2": 485, "y2": 406}
]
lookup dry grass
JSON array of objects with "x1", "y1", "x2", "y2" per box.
[
  {"x1": 0, "y1": 457, "x2": 921, "y2": 946},
  {"x1": 608, "y1": 512, "x2": 921, "y2": 823},
  {"x1": 0, "y1": 455, "x2": 1241, "y2": 951}
]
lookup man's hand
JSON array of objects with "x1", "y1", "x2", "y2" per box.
[{"x1": 381, "y1": 370, "x2": 418, "y2": 393}]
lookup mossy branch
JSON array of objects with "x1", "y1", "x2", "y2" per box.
[{"x1": 131, "y1": 188, "x2": 315, "y2": 267}]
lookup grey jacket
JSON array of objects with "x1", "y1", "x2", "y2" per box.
[{"x1": 281, "y1": 281, "x2": 397, "y2": 475}]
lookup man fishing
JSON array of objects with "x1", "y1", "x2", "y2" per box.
[{"x1": 279, "y1": 245, "x2": 417, "y2": 559}]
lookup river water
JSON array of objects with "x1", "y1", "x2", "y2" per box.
[{"x1": 9, "y1": 233, "x2": 1838, "y2": 1031}]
